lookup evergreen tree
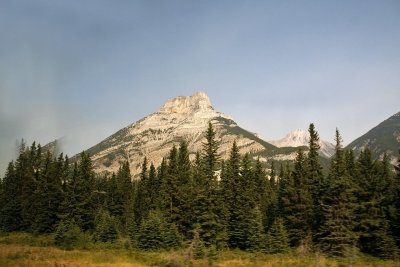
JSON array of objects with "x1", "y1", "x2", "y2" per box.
[
  {"x1": 280, "y1": 149, "x2": 313, "y2": 247},
  {"x1": 176, "y1": 141, "x2": 193, "y2": 237},
  {"x1": 116, "y1": 161, "x2": 133, "y2": 232},
  {"x1": 33, "y1": 152, "x2": 64, "y2": 233},
  {"x1": 134, "y1": 157, "x2": 150, "y2": 226},
  {"x1": 137, "y1": 210, "x2": 182, "y2": 250},
  {"x1": 265, "y1": 217, "x2": 290, "y2": 254},
  {"x1": 306, "y1": 124, "x2": 325, "y2": 241},
  {"x1": 93, "y1": 208, "x2": 118, "y2": 243},
  {"x1": 62, "y1": 152, "x2": 96, "y2": 231},
  {"x1": 318, "y1": 129, "x2": 358, "y2": 256},
  {"x1": 246, "y1": 207, "x2": 265, "y2": 251},
  {"x1": 392, "y1": 150, "x2": 400, "y2": 247},
  {"x1": 354, "y1": 148, "x2": 397, "y2": 258},
  {"x1": 193, "y1": 122, "x2": 226, "y2": 247},
  {"x1": 0, "y1": 161, "x2": 21, "y2": 231},
  {"x1": 189, "y1": 225, "x2": 206, "y2": 259}
]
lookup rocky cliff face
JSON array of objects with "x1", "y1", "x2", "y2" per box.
[{"x1": 82, "y1": 91, "x2": 277, "y2": 177}]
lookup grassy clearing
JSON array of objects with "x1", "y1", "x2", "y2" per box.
[{"x1": 0, "y1": 233, "x2": 399, "y2": 267}]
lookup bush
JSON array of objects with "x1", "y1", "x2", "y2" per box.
[
  {"x1": 53, "y1": 219, "x2": 92, "y2": 250},
  {"x1": 93, "y1": 209, "x2": 118, "y2": 243}
]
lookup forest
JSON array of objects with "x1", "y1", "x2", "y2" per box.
[{"x1": 1, "y1": 122, "x2": 400, "y2": 261}]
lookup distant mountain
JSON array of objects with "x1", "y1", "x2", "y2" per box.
[
  {"x1": 346, "y1": 111, "x2": 400, "y2": 164},
  {"x1": 72, "y1": 91, "x2": 297, "y2": 177},
  {"x1": 269, "y1": 129, "x2": 335, "y2": 158}
]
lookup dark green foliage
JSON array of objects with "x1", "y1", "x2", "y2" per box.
[
  {"x1": 279, "y1": 149, "x2": 313, "y2": 247},
  {"x1": 265, "y1": 218, "x2": 290, "y2": 254},
  {"x1": 137, "y1": 210, "x2": 182, "y2": 250},
  {"x1": 318, "y1": 129, "x2": 358, "y2": 256},
  {"x1": 61, "y1": 152, "x2": 96, "y2": 231},
  {"x1": 0, "y1": 161, "x2": 21, "y2": 231},
  {"x1": 193, "y1": 122, "x2": 227, "y2": 247},
  {"x1": 246, "y1": 207, "x2": 265, "y2": 251},
  {"x1": 189, "y1": 225, "x2": 206, "y2": 259},
  {"x1": 54, "y1": 219, "x2": 86, "y2": 250},
  {"x1": 134, "y1": 158, "x2": 150, "y2": 227},
  {"x1": 1, "y1": 125, "x2": 400, "y2": 258},
  {"x1": 354, "y1": 148, "x2": 398, "y2": 258},
  {"x1": 32, "y1": 152, "x2": 64, "y2": 233},
  {"x1": 93, "y1": 209, "x2": 118, "y2": 243}
]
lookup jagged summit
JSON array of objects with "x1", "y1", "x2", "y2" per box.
[
  {"x1": 270, "y1": 129, "x2": 309, "y2": 148},
  {"x1": 80, "y1": 91, "x2": 276, "y2": 177},
  {"x1": 270, "y1": 129, "x2": 335, "y2": 158},
  {"x1": 159, "y1": 91, "x2": 213, "y2": 114}
]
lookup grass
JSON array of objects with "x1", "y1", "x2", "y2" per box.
[{"x1": 0, "y1": 233, "x2": 399, "y2": 267}]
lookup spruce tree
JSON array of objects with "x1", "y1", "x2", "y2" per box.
[
  {"x1": 318, "y1": 129, "x2": 358, "y2": 256},
  {"x1": 265, "y1": 217, "x2": 290, "y2": 254},
  {"x1": 279, "y1": 149, "x2": 313, "y2": 247},
  {"x1": 93, "y1": 208, "x2": 118, "y2": 243},
  {"x1": 134, "y1": 158, "x2": 150, "y2": 226},
  {"x1": 33, "y1": 152, "x2": 64, "y2": 233},
  {"x1": 306, "y1": 123, "x2": 325, "y2": 241},
  {"x1": 61, "y1": 152, "x2": 96, "y2": 231},
  {"x1": 116, "y1": 161, "x2": 133, "y2": 232},
  {"x1": 0, "y1": 161, "x2": 21, "y2": 231},
  {"x1": 193, "y1": 122, "x2": 226, "y2": 247},
  {"x1": 354, "y1": 148, "x2": 397, "y2": 258}
]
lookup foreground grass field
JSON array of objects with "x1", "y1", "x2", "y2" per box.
[{"x1": 0, "y1": 233, "x2": 399, "y2": 267}]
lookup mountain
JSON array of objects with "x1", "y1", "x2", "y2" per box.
[
  {"x1": 269, "y1": 129, "x2": 335, "y2": 158},
  {"x1": 75, "y1": 91, "x2": 294, "y2": 177},
  {"x1": 346, "y1": 111, "x2": 400, "y2": 164}
]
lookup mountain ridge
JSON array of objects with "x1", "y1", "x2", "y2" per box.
[
  {"x1": 269, "y1": 129, "x2": 335, "y2": 158},
  {"x1": 346, "y1": 111, "x2": 400, "y2": 164},
  {"x1": 76, "y1": 91, "x2": 279, "y2": 177}
]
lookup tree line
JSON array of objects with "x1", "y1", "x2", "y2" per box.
[{"x1": 0, "y1": 123, "x2": 399, "y2": 258}]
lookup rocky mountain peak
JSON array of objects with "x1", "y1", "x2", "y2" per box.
[
  {"x1": 270, "y1": 129, "x2": 335, "y2": 158},
  {"x1": 159, "y1": 91, "x2": 213, "y2": 114}
]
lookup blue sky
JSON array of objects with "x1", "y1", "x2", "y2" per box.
[{"x1": 1, "y1": 0, "x2": 399, "y2": 174}]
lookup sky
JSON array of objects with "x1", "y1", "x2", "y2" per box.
[{"x1": 1, "y1": 0, "x2": 399, "y2": 175}]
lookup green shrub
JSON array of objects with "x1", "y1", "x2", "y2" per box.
[
  {"x1": 93, "y1": 209, "x2": 118, "y2": 243},
  {"x1": 53, "y1": 219, "x2": 92, "y2": 250}
]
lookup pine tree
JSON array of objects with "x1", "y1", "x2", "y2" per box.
[
  {"x1": 134, "y1": 157, "x2": 150, "y2": 226},
  {"x1": 32, "y1": 152, "x2": 64, "y2": 233},
  {"x1": 176, "y1": 141, "x2": 193, "y2": 237},
  {"x1": 264, "y1": 161, "x2": 278, "y2": 232},
  {"x1": 93, "y1": 208, "x2": 118, "y2": 243},
  {"x1": 265, "y1": 217, "x2": 290, "y2": 254},
  {"x1": 279, "y1": 149, "x2": 313, "y2": 247},
  {"x1": 0, "y1": 161, "x2": 21, "y2": 231},
  {"x1": 306, "y1": 124, "x2": 325, "y2": 241},
  {"x1": 137, "y1": 209, "x2": 181, "y2": 250},
  {"x1": 392, "y1": 150, "x2": 400, "y2": 247},
  {"x1": 116, "y1": 161, "x2": 133, "y2": 232},
  {"x1": 354, "y1": 148, "x2": 398, "y2": 258},
  {"x1": 221, "y1": 141, "x2": 242, "y2": 248},
  {"x1": 193, "y1": 122, "x2": 226, "y2": 247},
  {"x1": 318, "y1": 129, "x2": 358, "y2": 256},
  {"x1": 246, "y1": 207, "x2": 266, "y2": 251},
  {"x1": 62, "y1": 152, "x2": 96, "y2": 231}
]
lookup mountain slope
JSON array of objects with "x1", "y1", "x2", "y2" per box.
[
  {"x1": 269, "y1": 129, "x2": 335, "y2": 158},
  {"x1": 78, "y1": 91, "x2": 280, "y2": 177},
  {"x1": 346, "y1": 111, "x2": 400, "y2": 163}
]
